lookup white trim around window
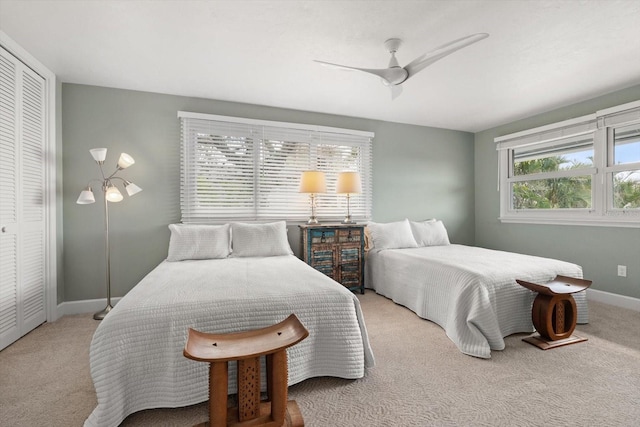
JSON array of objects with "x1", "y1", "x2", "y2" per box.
[{"x1": 496, "y1": 100, "x2": 640, "y2": 228}]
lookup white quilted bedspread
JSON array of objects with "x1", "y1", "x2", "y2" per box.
[
  {"x1": 365, "y1": 245, "x2": 588, "y2": 359},
  {"x1": 85, "y1": 255, "x2": 374, "y2": 427}
]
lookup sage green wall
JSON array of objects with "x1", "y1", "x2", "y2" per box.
[
  {"x1": 62, "y1": 84, "x2": 474, "y2": 302},
  {"x1": 371, "y1": 122, "x2": 475, "y2": 240},
  {"x1": 475, "y1": 85, "x2": 640, "y2": 299}
]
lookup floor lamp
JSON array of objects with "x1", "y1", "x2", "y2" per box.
[{"x1": 76, "y1": 148, "x2": 142, "y2": 320}]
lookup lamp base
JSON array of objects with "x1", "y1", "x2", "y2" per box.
[
  {"x1": 342, "y1": 216, "x2": 357, "y2": 224},
  {"x1": 93, "y1": 304, "x2": 113, "y2": 320},
  {"x1": 307, "y1": 216, "x2": 319, "y2": 224}
]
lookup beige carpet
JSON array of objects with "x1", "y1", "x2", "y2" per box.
[{"x1": 2, "y1": 292, "x2": 639, "y2": 426}]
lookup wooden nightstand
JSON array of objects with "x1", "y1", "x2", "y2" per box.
[{"x1": 299, "y1": 224, "x2": 365, "y2": 294}]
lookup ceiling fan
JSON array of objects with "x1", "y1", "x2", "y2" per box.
[{"x1": 314, "y1": 33, "x2": 489, "y2": 99}]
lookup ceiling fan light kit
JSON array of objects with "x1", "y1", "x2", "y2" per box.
[{"x1": 314, "y1": 33, "x2": 489, "y2": 98}]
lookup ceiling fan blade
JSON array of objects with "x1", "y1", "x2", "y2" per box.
[
  {"x1": 390, "y1": 84, "x2": 403, "y2": 100},
  {"x1": 404, "y1": 33, "x2": 489, "y2": 79},
  {"x1": 314, "y1": 60, "x2": 402, "y2": 85},
  {"x1": 314, "y1": 60, "x2": 362, "y2": 72}
]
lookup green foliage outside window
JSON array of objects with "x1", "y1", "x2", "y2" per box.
[
  {"x1": 513, "y1": 156, "x2": 640, "y2": 209},
  {"x1": 513, "y1": 157, "x2": 591, "y2": 209},
  {"x1": 613, "y1": 171, "x2": 640, "y2": 209}
]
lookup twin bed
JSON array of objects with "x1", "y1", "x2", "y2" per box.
[
  {"x1": 85, "y1": 219, "x2": 588, "y2": 426},
  {"x1": 364, "y1": 219, "x2": 588, "y2": 359}
]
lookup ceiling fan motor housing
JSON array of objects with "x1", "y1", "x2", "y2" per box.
[
  {"x1": 383, "y1": 39, "x2": 408, "y2": 85},
  {"x1": 382, "y1": 67, "x2": 409, "y2": 85}
]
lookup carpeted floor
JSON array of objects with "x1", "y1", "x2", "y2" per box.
[{"x1": 1, "y1": 291, "x2": 639, "y2": 426}]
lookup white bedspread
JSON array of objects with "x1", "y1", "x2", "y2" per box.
[
  {"x1": 365, "y1": 245, "x2": 588, "y2": 359},
  {"x1": 85, "y1": 255, "x2": 374, "y2": 427}
]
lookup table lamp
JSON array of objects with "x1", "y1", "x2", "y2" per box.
[
  {"x1": 336, "y1": 171, "x2": 362, "y2": 224},
  {"x1": 299, "y1": 171, "x2": 326, "y2": 224}
]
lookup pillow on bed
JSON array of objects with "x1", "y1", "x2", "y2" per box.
[
  {"x1": 366, "y1": 219, "x2": 419, "y2": 250},
  {"x1": 410, "y1": 220, "x2": 451, "y2": 246},
  {"x1": 167, "y1": 223, "x2": 231, "y2": 261},
  {"x1": 231, "y1": 221, "x2": 293, "y2": 257}
]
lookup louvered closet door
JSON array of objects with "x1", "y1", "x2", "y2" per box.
[{"x1": 0, "y1": 46, "x2": 46, "y2": 351}]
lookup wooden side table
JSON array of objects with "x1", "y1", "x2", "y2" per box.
[
  {"x1": 184, "y1": 314, "x2": 309, "y2": 427},
  {"x1": 299, "y1": 224, "x2": 365, "y2": 294},
  {"x1": 517, "y1": 275, "x2": 592, "y2": 350}
]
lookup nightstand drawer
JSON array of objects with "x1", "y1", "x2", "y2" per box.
[
  {"x1": 310, "y1": 229, "x2": 336, "y2": 244},
  {"x1": 337, "y1": 228, "x2": 361, "y2": 243}
]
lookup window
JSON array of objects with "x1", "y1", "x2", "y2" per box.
[
  {"x1": 511, "y1": 134, "x2": 595, "y2": 210},
  {"x1": 179, "y1": 112, "x2": 373, "y2": 223},
  {"x1": 496, "y1": 100, "x2": 640, "y2": 227},
  {"x1": 609, "y1": 124, "x2": 640, "y2": 210}
]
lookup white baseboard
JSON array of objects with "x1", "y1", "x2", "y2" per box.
[
  {"x1": 587, "y1": 289, "x2": 640, "y2": 312},
  {"x1": 56, "y1": 289, "x2": 639, "y2": 318},
  {"x1": 57, "y1": 298, "x2": 122, "y2": 317}
]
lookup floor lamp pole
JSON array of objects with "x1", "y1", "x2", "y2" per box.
[{"x1": 94, "y1": 184, "x2": 113, "y2": 320}]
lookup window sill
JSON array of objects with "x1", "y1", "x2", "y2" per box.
[{"x1": 498, "y1": 215, "x2": 640, "y2": 228}]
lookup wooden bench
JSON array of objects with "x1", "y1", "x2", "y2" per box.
[{"x1": 184, "y1": 314, "x2": 309, "y2": 427}]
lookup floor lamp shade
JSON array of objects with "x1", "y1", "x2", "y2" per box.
[
  {"x1": 77, "y1": 148, "x2": 142, "y2": 320},
  {"x1": 118, "y1": 152, "x2": 135, "y2": 169},
  {"x1": 124, "y1": 180, "x2": 143, "y2": 196},
  {"x1": 76, "y1": 187, "x2": 96, "y2": 204},
  {"x1": 90, "y1": 148, "x2": 107, "y2": 162},
  {"x1": 299, "y1": 171, "x2": 326, "y2": 224}
]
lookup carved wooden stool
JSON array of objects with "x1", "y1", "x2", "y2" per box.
[
  {"x1": 517, "y1": 275, "x2": 592, "y2": 350},
  {"x1": 184, "y1": 314, "x2": 309, "y2": 427}
]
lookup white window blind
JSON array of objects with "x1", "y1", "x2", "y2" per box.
[
  {"x1": 495, "y1": 114, "x2": 597, "y2": 151},
  {"x1": 179, "y1": 112, "x2": 373, "y2": 223}
]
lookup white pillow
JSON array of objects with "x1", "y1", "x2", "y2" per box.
[
  {"x1": 366, "y1": 219, "x2": 419, "y2": 250},
  {"x1": 167, "y1": 223, "x2": 231, "y2": 261},
  {"x1": 231, "y1": 221, "x2": 293, "y2": 257},
  {"x1": 410, "y1": 220, "x2": 451, "y2": 246}
]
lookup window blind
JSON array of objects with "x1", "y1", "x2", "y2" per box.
[
  {"x1": 512, "y1": 134, "x2": 594, "y2": 162},
  {"x1": 495, "y1": 114, "x2": 597, "y2": 151},
  {"x1": 179, "y1": 112, "x2": 373, "y2": 223}
]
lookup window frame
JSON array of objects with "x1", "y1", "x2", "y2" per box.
[
  {"x1": 496, "y1": 100, "x2": 640, "y2": 228},
  {"x1": 178, "y1": 111, "x2": 373, "y2": 224},
  {"x1": 606, "y1": 124, "x2": 640, "y2": 213}
]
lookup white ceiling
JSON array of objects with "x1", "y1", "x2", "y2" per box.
[{"x1": 2, "y1": 0, "x2": 640, "y2": 132}]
